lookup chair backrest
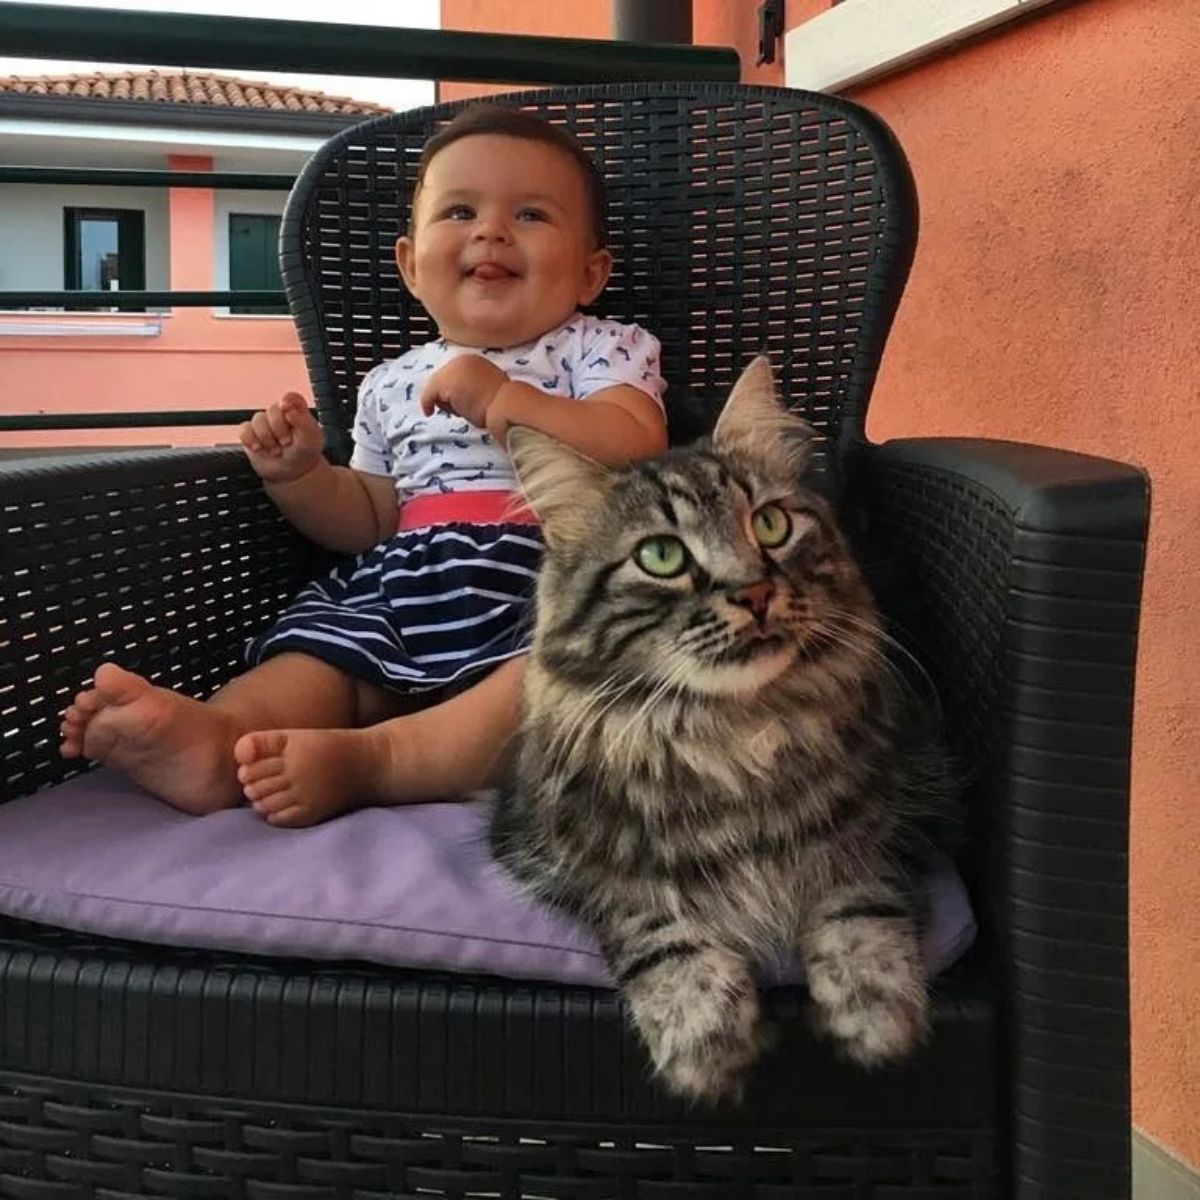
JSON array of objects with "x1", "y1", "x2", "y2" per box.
[{"x1": 280, "y1": 82, "x2": 917, "y2": 485}]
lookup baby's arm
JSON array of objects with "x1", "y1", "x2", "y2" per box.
[
  {"x1": 486, "y1": 382, "x2": 666, "y2": 465},
  {"x1": 420, "y1": 350, "x2": 667, "y2": 466},
  {"x1": 240, "y1": 393, "x2": 395, "y2": 554}
]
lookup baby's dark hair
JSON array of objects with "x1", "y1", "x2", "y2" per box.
[{"x1": 410, "y1": 106, "x2": 608, "y2": 249}]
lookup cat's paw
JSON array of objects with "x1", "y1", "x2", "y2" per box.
[
  {"x1": 804, "y1": 919, "x2": 929, "y2": 1067},
  {"x1": 625, "y1": 946, "x2": 765, "y2": 1104},
  {"x1": 809, "y1": 972, "x2": 928, "y2": 1066}
]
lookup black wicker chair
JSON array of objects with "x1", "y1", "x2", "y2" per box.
[{"x1": 0, "y1": 83, "x2": 1145, "y2": 1200}]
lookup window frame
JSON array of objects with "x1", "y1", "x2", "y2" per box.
[{"x1": 63, "y1": 207, "x2": 146, "y2": 307}]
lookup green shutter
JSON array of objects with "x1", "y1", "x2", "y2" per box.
[{"x1": 229, "y1": 213, "x2": 284, "y2": 314}]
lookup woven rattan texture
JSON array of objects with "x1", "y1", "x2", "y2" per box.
[
  {"x1": 0, "y1": 917, "x2": 994, "y2": 1126},
  {"x1": 279, "y1": 83, "x2": 916, "y2": 474},
  {"x1": 864, "y1": 443, "x2": 1147, "y2": 1199},
  {"x1": 0, "y1": 451, "x2": 318, "y2": 803},
  {"x1": 0, "y1": 1071, "x2": 994, "y2": 1199}
]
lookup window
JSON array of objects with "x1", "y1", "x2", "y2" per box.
[
  {"x1": 63, "y1": 208, "x2": 145, "y2": 310},
  {"x1": 228, "y1": 212, "x2": 286, "y2": 314}
]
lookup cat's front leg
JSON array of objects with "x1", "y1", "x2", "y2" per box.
[
  {"x1": 799, "y1": 883, "x2": 928, "y2": 1067},
  {"x1": 605, "y1": 919, "x2": 766, "y2": 1105}
]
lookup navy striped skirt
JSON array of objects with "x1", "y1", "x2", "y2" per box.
[{"x1": 245, "y1": 522, "x2": 544, "y2": 694}]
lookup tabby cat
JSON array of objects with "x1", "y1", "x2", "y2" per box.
[{"x1": 492, "y1": 356, "x2": 943, "y2": 1104}]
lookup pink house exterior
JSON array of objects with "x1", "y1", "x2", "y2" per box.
[{"x1": 0, "y1": 71, "x2": 391, "y2": 451}]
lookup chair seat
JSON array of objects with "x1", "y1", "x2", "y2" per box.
[
  {"x1": 0, "y1": 767, "x2": 976, "y2": 993},
  {"x1": 0, "y1": 911, "x2": 996, "y2": 1129}
]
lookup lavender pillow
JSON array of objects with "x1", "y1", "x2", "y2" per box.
[{"x1": 0, "y1": 768, "x2": 975, "y2": 985}]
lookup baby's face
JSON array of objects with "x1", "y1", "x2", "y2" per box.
[{"x1": 395, "y1": 134, "x2": 611, "y2": 348}]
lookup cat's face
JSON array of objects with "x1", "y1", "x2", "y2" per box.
[{"x1": 511, "y1": 358, "x2": 872, "y2": 698}]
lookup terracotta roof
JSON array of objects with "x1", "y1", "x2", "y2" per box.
[{"x1": 0, "y1": 69, "x2": 391, "y2": 116}]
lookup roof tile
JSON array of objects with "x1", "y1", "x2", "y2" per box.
[{"x1": 0, "y1": 69, "x2": 392, "y2": 116}]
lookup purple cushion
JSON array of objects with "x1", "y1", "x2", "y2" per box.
[{"x1": 0, "y1": 768, "x2": 975, "y2": 985}]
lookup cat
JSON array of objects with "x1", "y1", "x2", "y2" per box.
[{"x1": 491, "y1": 356, "x2": 946, "y2": 1104}]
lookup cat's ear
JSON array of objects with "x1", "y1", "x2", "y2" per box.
[
  {"x1": 508, "y1": 425, "x2": 611, "y2": 548},
  {"x1": 713, "y1": 355, "x2": 815, "y2": 478}
]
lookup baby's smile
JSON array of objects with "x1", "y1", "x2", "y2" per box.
[{"x1": 465, "y1": 260, "x2": 520, "y2": 282}]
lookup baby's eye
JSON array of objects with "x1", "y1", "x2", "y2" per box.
[
  {"x1": 634, "y1": 535, "x2": 689, "y2": 579},
  {"x1": 516, "y1": 207, "x2": 549, "y2": 223},
  {"x1": 751, "y1": 503, "x2": 792, "y2": 548},
  {"x1": 442, "y1": 204, "x2": 475, "y2": 221}
]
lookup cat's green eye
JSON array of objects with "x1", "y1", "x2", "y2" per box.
[
  {"x1": 751, "y1": 503, "x2": 792, "y2": 548},
  {"x1": 635, "y1": 536, "x2": 689, "y2": 578}
]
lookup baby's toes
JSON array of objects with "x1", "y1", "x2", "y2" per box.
[
  {"x1": 237, "y1": 754, "x2": 286, "y2": 787},
  {"x1": 70, "y1": 689, "x2": 102, "y2": 716},
  {"x1": 264, "y1": 803, "x2": 316, "y2": 829},
  {"x1": 234, "y1": 729, "x2": 288, "y2": 769},
  {"x1": 242, "y1": 771, "x2": 290, "y2": 805},
  {"x1": 61, "y1": 705, "x2": 86, "y2": 733}
]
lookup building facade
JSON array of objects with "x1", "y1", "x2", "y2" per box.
[{"x1": 0, "y1": 70, "x2": 391, "y2": 450}]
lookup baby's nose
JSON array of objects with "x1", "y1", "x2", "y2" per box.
[{"x1": 472, "y1": 219, "x2": 512, "y2": 243}]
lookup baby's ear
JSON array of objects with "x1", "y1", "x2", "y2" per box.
[
  {"x1": 394, "y1": 235, "x2": 417, "y2": 294},
  {"x1": 508, "y1": 426, "x2": 611, "y2": 548},
  {"x1": 713, "y1": 355, "x2": 815, "y2": 478}
]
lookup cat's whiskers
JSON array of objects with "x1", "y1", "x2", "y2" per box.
[
  {"x1": 599, "y1": 656, "x2": 693, "y2": 778},
  {"x1": 806, "y1": 620, "x2": 918, "y2": 718},
  {"x1": 821, "y1": 609, "x2": 943, "y2": 722},
  {"x1": 543, "y1": 669, "x2": 648, "y2": 780}
]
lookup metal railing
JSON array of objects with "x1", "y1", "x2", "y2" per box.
[
  {"x1": 2, "y1": 291, "x2": 284, "y2": 310},
  {"x1": 0, "y1": 1, "x2": 738, "y2": 432},
  {"x1": 0, "y1": 2, "x2": 737, "y2": 87},
  {"x1": 0, "y1": 167, "x2": 295, "y2": 190}
]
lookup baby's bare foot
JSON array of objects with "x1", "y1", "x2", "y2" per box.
[
  {"x1": 234, "y1": 726, "x2": 397, "y2": 828},
  {"x1": 60, "y1": 662, "x2": 243, "y2": 815}
]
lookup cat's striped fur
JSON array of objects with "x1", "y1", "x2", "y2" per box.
[{"x1": 492, "y1": 357, "x2": 940, "y2": 1104}]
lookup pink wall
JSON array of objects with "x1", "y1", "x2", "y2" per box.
[
  {"x1": 0, "y1": 153, "x2": 308, "y2": 451},
  {"x1": 438, "y1": 1, "x2": 611, "y2": 103}
]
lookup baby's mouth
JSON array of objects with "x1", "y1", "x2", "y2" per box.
[{"x1": 467, "y1": 262, "x2": 518, "y2": 281}]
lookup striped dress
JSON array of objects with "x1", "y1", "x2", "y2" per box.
[{"x1": 246, "y1": 313, "x2": 665, "y2": 694}]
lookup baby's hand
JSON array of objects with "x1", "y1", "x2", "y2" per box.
[
  {"x1": 421, "y1": 354, "x2": 508, "y2": 428},
  {"x1": 239, "y1": 392, "x2": 325, "y2": 483}
]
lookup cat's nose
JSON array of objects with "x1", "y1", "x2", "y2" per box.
[{"x1": 727, "y1": 580, "x2": 775, "y2": 624}]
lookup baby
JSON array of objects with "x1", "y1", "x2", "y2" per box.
[{"x1": 60, "y1": 106, "x2": 668, "y2": 827}]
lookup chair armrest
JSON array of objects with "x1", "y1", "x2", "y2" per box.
[
  {"x1": 855, "y1": 436, "x2": 1148, "y2": 1199},
  {"x1": 0, "y1": 448, "x2": 319, "y2": 803}
]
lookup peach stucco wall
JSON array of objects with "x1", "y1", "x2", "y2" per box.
[
  {"x1": 441, "y1": 0, "x2": 1198, "y2": 1167},
  {"x1": 0, "y1": 154, "x2": 307, "y2": 451},
  {"x1": 438, "y1": 1, "x2": 611, "y2": 103}
]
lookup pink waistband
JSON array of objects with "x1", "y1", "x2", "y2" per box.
[{"x1": 397, "y1": 489, "x2": 538, "y2": 532}]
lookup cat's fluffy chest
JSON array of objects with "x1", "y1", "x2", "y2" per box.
[{"x1": 533, "y1": 670, "x2": 841, "y2": 797}]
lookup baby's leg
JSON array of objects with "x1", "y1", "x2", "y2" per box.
[
  {"x1": 60, "y1": 654, "x2": 362, "y2": 815},
  {"x1": 235, "y1": 656, "x2": 526, "y2": 827}
]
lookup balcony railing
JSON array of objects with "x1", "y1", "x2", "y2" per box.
[
  {"x1": 0, "y1": 0, "x2": 738, "y2": 433},
  {"x1": 0, "y1": 2, "x2": 736, "y2": 87}
]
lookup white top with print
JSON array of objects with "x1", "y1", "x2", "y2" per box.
[{"x1": 349, "y1": 313, "x2": 665, "y2": 501}]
